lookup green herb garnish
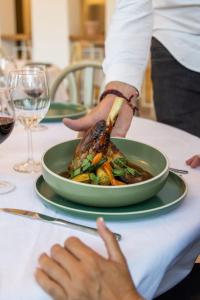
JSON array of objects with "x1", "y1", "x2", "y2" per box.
[
  {"x1": 113, "y1": 157, "x2": 127, "y2": 168},
  {"x1": 87, "y1": 154, "x2": 94, "y2": 162},
  {"x1": 90, "y1": 173, "x2": 99, "y2": 185},
  {"x1": 82, "y1": 161, "x2": 91, "y2": 172},
  {"x1": 113, "y1": 168, "x2": 125, "y2": 177},
  {"x1": 82, "y1": 159, "x2": 89, "y2": 167},
  {"x1": 126, "y1": 167, "x2": 141, "y2": 176},
  {"x1": 112, "y1": 157, "x2": 142, "y2": 177},
  {"x1": 95, "y1": 158, "x2": 107, "y2": 169},
  {"x1": 73, "y1": 168, "x2": 81, "y2": 177},
  {"x1": 70, "y1": 170, "x2": 74, "y2": 178},
  {"x1": 126, "y1": 167, "x2": 136, "y2": 175},
  {"x1": 86, "y1": 158, "x2": 107, "y2": 174}
]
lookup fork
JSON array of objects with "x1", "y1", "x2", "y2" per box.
[{"x1": 169, "y1": 168, "x2": 189, "y2": 174}]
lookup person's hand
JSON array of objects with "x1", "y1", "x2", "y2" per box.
[
  {"x1": 35, "y1": 218, "x2": 143, "y2": 300},
  {"x1": 186, "y1": 155, "x2": 200, "y2": 168},
  {"x1": 63, "y1": 82, "x2": 137, "y2": 138}
]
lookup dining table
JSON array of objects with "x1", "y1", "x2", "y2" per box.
[{"x1": 1, "y1": 116, "x2": 200, "y2": 300}]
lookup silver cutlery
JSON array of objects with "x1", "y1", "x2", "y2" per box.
[
  {"x1": 169, "y1": 168, "x2": 189, "y2": 174},
  {"x1": 0, "y1": 208, "x2": 122, "y2": 241}
]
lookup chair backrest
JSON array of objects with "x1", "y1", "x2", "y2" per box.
[
  {"x1": 71, "y1": 41, "x2": 104, "y2": 63},
  {"x1": 50, "y1": 61, "x2": 104, "y2": 108}
]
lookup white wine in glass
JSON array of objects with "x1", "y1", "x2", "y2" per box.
[
  {"x1": 9, "y1": 70, "x2": 50, "y2": 173},
  {"x1": 22, "y1": 65, "x2": 48, "y2": 131}
]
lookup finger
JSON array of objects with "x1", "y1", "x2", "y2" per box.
[
  {"x1": 64, "y1": 236, "x2": 98, "y2": 261},
  {"x1": 63, "y1": 115, "x2": 94, "y2": 132},
  {"x1": 97, "y1": 218, "x2": 125, "y2": 263},
  {"x1": 63, "y1": 97, "x2": 114, "y2": 132},
  {"x1": 39, "y1": 253, "x2": 70, "y2": 286},
  {"x1": 50, "y1": 244, "x2": 79, "y2": 276},
  {"x1": 111, "y1": 102, "x2": 133, "y2": 137},
  {"x1": 35, "y1": 268, "x2": 67, "y2": 300},
  {"x1": 190, "y1": 156, "x2": 200, "y2": 168},
  {"x1": 186, "y1": 156, "x2": 195, "y2": 165},
  {"x1": 77, "y1": 131, "x2": 84, "y2": 138}
]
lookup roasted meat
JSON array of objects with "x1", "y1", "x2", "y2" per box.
[
  {"x1": 65, "y1": 98, "x2": 153, "y2": 185},
  {"x1": 68, "y1": 119, "x2": 110, "y2": 172},
  {"x1": 68, "y1": 97, "x2": 123, "y2": 172}
]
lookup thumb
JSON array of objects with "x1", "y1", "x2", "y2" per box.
[
  {"x1": 111, "y1": 102, "x2": 133, "y2": 137},
  {"x1": 97, "y1": 217, "x2": 125, "y2": 263}
]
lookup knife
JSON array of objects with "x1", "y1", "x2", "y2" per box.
[{"x1": 0, "y1": 208, "x2": 121, "y2": 241}]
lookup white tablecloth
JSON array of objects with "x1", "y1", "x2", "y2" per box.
[{"x1": 1, "y1": 117, "x2": 200, "y2": 300}]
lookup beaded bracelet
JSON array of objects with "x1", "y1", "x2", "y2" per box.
[{"x1": 99, "y1": 89, "x2": 139, "y2": 114}]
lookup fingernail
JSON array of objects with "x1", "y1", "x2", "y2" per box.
[{"x1": 98, "y1": 217, "x2": 106, "y2": 227}]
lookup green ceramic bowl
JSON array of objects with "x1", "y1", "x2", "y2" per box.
[{"x1": 42, "y1": 138, "x2": 169, "y2": 207}]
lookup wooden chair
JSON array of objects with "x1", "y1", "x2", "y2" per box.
[
  {"x1": 50, "y1": 61, "x2": 104, "y2": 108},
  {"x1": 71, "y1": 41, "x2": 104, "y2": 63}
]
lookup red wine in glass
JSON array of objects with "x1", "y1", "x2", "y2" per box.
[
  {"x1": 25, "y1": 88, "x2": 44, "y2": 98},
  {"x1": 0, "y1": 116, "x2": 15, "y2": 144},
  {"x1": 0, "y1": 87, "x2": 15, "y2": 193}
]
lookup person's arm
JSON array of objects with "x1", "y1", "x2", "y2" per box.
[
  {"x1": 103, "y1": 0, "x2": 153, "y2": 93},
  {"x1": 35, "y1": 218, "x2": 143, "y2": 300},
  {"x1": 186, "y1": 155, "x2": 200, "y2": 168},
  {"x1": 64, "y1": 0, "x2": 153, "y2": 137}
]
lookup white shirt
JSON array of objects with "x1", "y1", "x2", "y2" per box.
[{"x1": 103, "y1": 0, "x2": 200, "y2": 92}]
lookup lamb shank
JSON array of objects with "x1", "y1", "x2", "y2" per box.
[{"x1": 65, "y1": 98, "x2": 152, "y2": 185}]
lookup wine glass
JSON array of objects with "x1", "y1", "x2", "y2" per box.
[
  {"x1": 0, "y1": 87, "x2": 15, "y2": 193},
  {"x1": 9, "y1": 69, "x2": 50, "y2": 173},
  {"x1": 22, "y1": 65, "x2": 48, "y2": 131}
]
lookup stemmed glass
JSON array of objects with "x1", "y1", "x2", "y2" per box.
[
  {"x1": 22, "y1": 65, "x2": 48, "y2": 131},
  {"x1": 0, "y1": 87, "x2": 15, "y2": 193},
  {"x1": 9, "y1": 69, "x2": 50, "y2": 173}
]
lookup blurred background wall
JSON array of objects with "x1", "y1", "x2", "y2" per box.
[{"x1": 0, "y1": 0, "x2": 153, "y2": 115}]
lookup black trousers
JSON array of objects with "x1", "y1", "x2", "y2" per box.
[{"x1": 151, "y1": 38, "x2": 200, "y2": 137}]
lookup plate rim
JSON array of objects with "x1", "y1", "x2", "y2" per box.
[
  {"x1": 35, "y1": 172, "x2": 188, "y2": 216},
  {"x1": 44, "y1": 102, "x2": 87, "y2": 121}
]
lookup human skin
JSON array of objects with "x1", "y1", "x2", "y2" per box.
[
  {"x1": 35, "y1": 218, "x2": 143, "y2": 300},
  {"x1": 63, "y1": 81, "x2": 138, "y2": 137},
  {"x1": 186, "y1": 155, "x2": 200, "y2": 168}
]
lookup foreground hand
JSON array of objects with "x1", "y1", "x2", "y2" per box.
[
  {"x1": 35, "y1": 218, "x2": 143, "y2": 300},
  {"x1": 63, "y1": 95, "x2": 133, "y2": 137},
  {"x1": 63, "y1": 82, "x2": 138, "y2": 138},
  {"x1": 186, "y1": 155, "x2": 200, "y2": 168}
]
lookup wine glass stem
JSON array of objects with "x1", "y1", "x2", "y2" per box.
[{"x1": 26, "y1": 127, "x2": 34, "y2": 162}]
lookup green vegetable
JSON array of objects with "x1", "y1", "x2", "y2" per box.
[
  {"x1": 126, "y1": 167, "x2": 141, "y2": 176},
  {"x1": 126, "y1": 167, "x2": 136, "y2": 175},
  {"x1": 70, "y1": 170, "x2": 74, "y2": 178},
  {"x1": 113, "y1": 168, "x2": 125, "y2": 177},
  {"x1": 112, "y1": 157, "x2": 142, "y2": 177},
  {"x1": 82, "y1": 161, "x2": 91, "y2": 172},
  {"x1": 73, "y1": 168, "x2": 81, "y2": 177},
  {"x1": 89, "y1": 173, "x2": 99, "y2": 185},
  {"x1": 87, "y1": 154, "x2": 94, "y2": 162},
  {"x1": 113, "y1": 157, "x2": 127, "y2": 168},
  {"x1": 86, "y1": 158, "x2": 107, "y2": 174},
  {"x1": 82, "y1": 159, "x2": 89, "y2": 167},
  {"x1": 95, "y1": 158, "x2": 107, "y2": 169},
  {"x1": 97, "y1": 168, "x2": 110, "y2": 185}
]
